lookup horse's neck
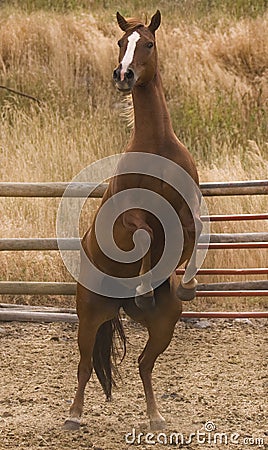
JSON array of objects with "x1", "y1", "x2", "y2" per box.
[{"x1": 131, "y1": 70, "x2": 174, "y2": 149}]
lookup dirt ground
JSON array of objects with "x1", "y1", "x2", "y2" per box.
[{"x1": 0, "y1": 317, "x2": 267, "y2": 450}]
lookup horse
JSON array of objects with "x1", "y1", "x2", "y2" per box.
[{"x1": 64, "y1": 10, "x2": 202, "y2": 432}]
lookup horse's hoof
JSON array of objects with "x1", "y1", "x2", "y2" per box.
[
  {"x1": 63, "y1": 418, "x2": 81, "y2": 431},
  {"x1": 135, "y1": 294, "x2": 155, "y2": 311},
  {"x1": 177, "y1": 283, "x2": 197, "y2": 301},
  {"x1": 150, "y1": 418, "x2": 166, "y2": 431}
]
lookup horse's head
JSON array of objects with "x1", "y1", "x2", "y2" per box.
[{"x1": 113, "y1": 10, "x2": 161, "y2": 93}]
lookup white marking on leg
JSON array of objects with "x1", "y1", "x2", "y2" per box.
[
  {"x1": 136, "y1": 271, "x2": 153, "y2": 297},
  {"x1": 120, "y1": 31, "x2": 140, "y2": 81},
  {"x1": 181, "y1": 277, "x2": 198, "y2": 290}
]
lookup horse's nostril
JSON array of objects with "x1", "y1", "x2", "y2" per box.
[
  {"x1": 113, "y1": 68, "x2": 119, "y2": 81},
  {"x1": 126, "y1": 69, "x2": 134, "y2": 80}
]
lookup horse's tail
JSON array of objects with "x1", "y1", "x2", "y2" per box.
[{"x1": 92, "y1": 314, "x2": 126, "y2": 400}]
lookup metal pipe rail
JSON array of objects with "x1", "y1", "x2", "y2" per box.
[
  {"x1": 2, "y1": 304, "x2": 266, "y2": 321},
  {"x1": 202, "y1": 213, "x2": 268, "y2": 222},
  {"x1": 0, "y1": 281, "x2": 268, "y2": 296},
  {"x1": 0, "y1": 307, "x2": 267, "y2": 323},
  {"x1": 176, "y1": 268, "x2": 268, "y2": 276},
  {"x1": 0, "y1": 233, "x2": 267, "y2": 251},
  {"x1": 0, "y1": 180, "x2": 267, "y2": 197}
]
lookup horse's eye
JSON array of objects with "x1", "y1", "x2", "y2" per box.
[{"x1": 146, "y1": 42, "x2": 154, "y2": 48}]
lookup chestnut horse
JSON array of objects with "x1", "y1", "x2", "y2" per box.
[{"x1": 64, "y1": 10, "x2": 202, "y2": 431}]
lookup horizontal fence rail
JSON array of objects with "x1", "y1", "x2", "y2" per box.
[
  {"x1": 0, "y1": 308, "x2": 78, "y2": 323},
  {"x1": 1, "y1": 281, "x2": 268, "y2": 296},
  {"x1": 0, "y1": 180, "x2": 267, "y2": 197},
  {"x1": 0, "y1": 233, "x2": 268, "y2": 251},
  {"x1": 0, "y1": 282, "x2": 76, "y2": 295},
  {"x1": 197, "y1": 280, "x2": 268, "y2": 291},
  {"x1": 199, "y1": 242, "x2": 268, "y2": 249},
  {"x1": 0, "y1": 179, "x2": 267, "y2": 322},
  {"x1": 176, "y1": 268, "x2": 268, "y2": 276},
  {"x1": 202, "y1": 213, "x2": 268, "y2": 221},
  {"x1": 0, "y1": 304, "x2": 267, "y2": 322}
]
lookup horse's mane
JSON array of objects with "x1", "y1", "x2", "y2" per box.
[{"x1": 120, "y1": 94, "x2": 134, "y2": 129}]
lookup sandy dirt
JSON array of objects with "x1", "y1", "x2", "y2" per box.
[{"x1": 0, "y1": 317, "x2": 267, "y2": 450}]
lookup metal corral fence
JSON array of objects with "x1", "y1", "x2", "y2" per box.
[{"x1": 0, "y1": 180, "x2": 267, "y2": 322}]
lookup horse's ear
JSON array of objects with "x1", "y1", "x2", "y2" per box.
[
  {"x1": 148, "y1": 10, "x2": 161, "y2": 34},
  {"x1": 116, "y1": 12, "x2": 129, "y2": 31}
]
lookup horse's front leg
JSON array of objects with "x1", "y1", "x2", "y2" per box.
[
  {"x1": 177, "y1": 212, "x2": 203, "y2": 301},
  {"x1": 177, "y1": 250, "x2": 198, "y2": 301}
]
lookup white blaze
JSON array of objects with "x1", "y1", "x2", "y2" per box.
[{"x1": 120, "y1": 31, "x2": 140, "y2": 81}]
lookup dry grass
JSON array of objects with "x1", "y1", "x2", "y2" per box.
[{"x1": 0, "y1": 5, "x2": 267, "y2": 310}]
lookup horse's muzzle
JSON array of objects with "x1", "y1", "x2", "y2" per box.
[{"x1": 113, "y1": 66, "x2": 136, "y2": 93}]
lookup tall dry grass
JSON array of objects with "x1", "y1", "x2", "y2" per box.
[{"x1": 0, "y1": 5, "x2": 267, "y2": 309}]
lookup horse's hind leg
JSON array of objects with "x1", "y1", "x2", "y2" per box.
[
  {"x1": 137, "y1": 277, "x2": 182, "y2": 430},
  {"x1": 64, "y1": 284, "x2": 120, "y2": 430},
  {"x1": 138, "y1": 331, "x2": 171, "y2": 430},
  {"x1": 64, "y1": 316, "x2": 97, "y2": 430}
]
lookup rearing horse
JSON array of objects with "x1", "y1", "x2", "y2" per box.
[{"x1": 64, "y1": 10, "x2": 202, "y2": 431}]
